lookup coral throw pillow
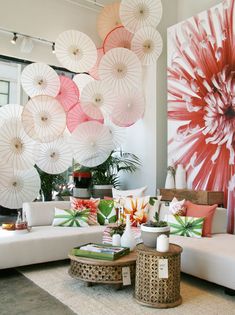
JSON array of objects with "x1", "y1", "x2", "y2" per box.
[
  {"x1": 70, "y1": 197, "x2": 99, "y2": 225},
  {"x1": 185, "y1": 201, "x2": 217, "y2": 237}
]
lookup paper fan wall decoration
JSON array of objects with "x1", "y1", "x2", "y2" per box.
[
  {"x1": 97, "y1": 2, "x2": 122, "y2": 40},
  {"x1": 70, "y1": 121, "x2": 114, "y2": 167},
  {"x1": 73, "y1": 73, "x2": 94, "y2": 93},
  {"x1": 55, "y1": 30, "x2": 97, "y2": 73},
  {"x1": 21, "y1": 63, "x2": 60, "y2": 97},
  {"x1": 88, "y1": 47, "x2": 104, "y2": 80},
  {"x1": 22, "y1": 95, "x2": 66, "y2": 143},
  {"x1": 0, "y1": 167, "x2": 41, "y2": 209},
  {"x1": 99, "y1": 47, "x2": 142, "y2": 94},
  {"x1": 104, "y1": 115, "x2": 126, "y2": 148},
  {"x1": 80, "y1": 80, "x2": 116, "y2": 120},
  {"x1": 67, "y1": 102, "x2": 104, "y2": 133},
  {"x1": 0, "y1": 120, "x2": 37, "y2": 170},
  {"x1": 111, "y1": 90, "x2": 145, "y2": 127},
  {"x1": 103, "y1": 26, "x2": 133, "y2": 53},
  {"x1": 36, "y1": 137, "x2": 73, "y2": 174},
  {"x1": 131, "y1": 27, "x2": 163, "y2": 64},
  {"x1": 120, "y1": 0, "x2": 163, "y2": 33},
  {"x1": 56, "y1": 75, "x2": 79, "y2": 112},
  {"x1": 0, "y1": 104, "x2": 23, "y2": 126}
]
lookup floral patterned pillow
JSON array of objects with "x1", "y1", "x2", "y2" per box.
[
  {"x1": 169, "y1": 197, "x2": 187, "y2": 216},
  {"x1": 70, "y1": 197, "x2": 99, "y2": 225},
  {"x1": 117, "y1": 196, "x2": 150, "y2": 227},
  {"x1": 52, "y1": 207, "x2": 89, "y2": 227}
]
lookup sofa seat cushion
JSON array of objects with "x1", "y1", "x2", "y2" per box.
[
  {"x1": 0, "y1": 225, "x2": 106, "y2": 269},
  {"x1": 170, "y1": 233, "x2": 235, "y2": 290}
]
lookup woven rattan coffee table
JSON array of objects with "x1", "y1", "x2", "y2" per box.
[
  {"x1": 68, "y1": 251, "x2": 136, "y2": 289},
  {"x1": 135, "y1": 243, "x2": 183, "y2": 308}
]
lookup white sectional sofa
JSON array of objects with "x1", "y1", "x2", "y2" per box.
[
  {"x1": 0, "y1": 201, "x2": 106, "y2": 269},
  {"x1": 0, "y1": 200, "x2": 234, "y2": 292}
]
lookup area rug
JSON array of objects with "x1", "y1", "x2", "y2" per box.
[{"x1": 18, "y1": 261, "x2": 235, "y2": 315}]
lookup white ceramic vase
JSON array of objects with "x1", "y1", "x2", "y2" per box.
[
  {"x1": 175, "y1": 164, "x2": 187, "y2": 189},
  {"x1": 121, "y1": 214, "x2": 136, "y2": 251},
  {"x1": 165, "y1": 170, "x2": 175, "y2": 189}
]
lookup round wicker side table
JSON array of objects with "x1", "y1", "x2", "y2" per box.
[
  {"x1": 68, "y1": 251, "x2": 136, "y2": 289},
  {"x1": 135, "y1": 243, "x2": 183, "y2": 308}
]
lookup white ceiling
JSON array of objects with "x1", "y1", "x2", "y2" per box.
[{"x1": 64, "y1": 0, "x2": 116, "y2": 12}]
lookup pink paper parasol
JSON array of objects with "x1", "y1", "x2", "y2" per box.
[
  {"x1": 103, "y1": 26, "x2": 133, "y2": 53},
  {"x1": 88, "y1": 47, "x2": 104, "y2": 80},
  {"x1": 97, "y1": 2, "x2": 122, "y2": 40},
  {"x1": 80, "y1": 80, "x2": 115, "y2": 120},
  {"x1": 67, "y1": 102, "x2": 103, "y2": 133},
  {"x1": 69, "y1": 121, "x2": 114, "y2": 167},
  {"x1": 99, "y1": 47, "x2": 142, "y2": 94},
  {"x1": 131, "y1": 27, "x2": 163, "y2": 65},
  {"x1": 111, "y1": 90, "x2": 145, "y2": 127},
  {"x1": 21, "y1": 62, "x2": 60, "y2": 97},
  {"x1": 0, "y1": 166, "x2": 41, "y2": 209},
  {"x1": 22, "y1": 95, "x2": 66, "y2": 143},
  {"x1": 56, "y1": 75, "x2": 80, "y2": 112},
  {"x1": 36, "y1": 136, "x2": 73, "y2": 174},
  {"x1": 120, "y1": 0, "x2": 163, "y2": 33},
  {"x1": 55, "y1": 30, "x2": 97, "y2": 73}
]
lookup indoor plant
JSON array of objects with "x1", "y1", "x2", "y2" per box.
[{"x1": 141, "y1": 211, "x2": 170, "y2": 248}]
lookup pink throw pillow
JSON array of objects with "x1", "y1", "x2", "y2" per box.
[
  {"x1": 185, "y1": 201, "x2": 217, "y2": 237},
  {"x1": 70, "y1": 197, "x2": 99, "y2": 225}
]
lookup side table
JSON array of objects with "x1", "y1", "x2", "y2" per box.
[{"x1": 135, "y1": 243, "x2": 182, "y2": 308}]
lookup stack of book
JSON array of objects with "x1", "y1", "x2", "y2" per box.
[{"x1": 71, "y1": 243, "x2": 130, "y2": 261}]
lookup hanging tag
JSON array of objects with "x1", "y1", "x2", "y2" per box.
[
  {"x1": 122, "y1": 266, "x2": 131, "y2": 286},
  {"x1": 158, "y1": 259, "x2": 168, "y2": 279}
]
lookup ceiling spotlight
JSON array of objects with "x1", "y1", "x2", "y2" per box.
[
  {"x1": 11, "y1": 33, "x2": 18, "y2": 44},
  {"x1": 52, "y1": 42, "x2": 55, "y2": 54}
]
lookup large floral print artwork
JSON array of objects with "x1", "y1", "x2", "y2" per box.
[{"x1": 167, "y1": 0, "x2": 235, "y2": 233}]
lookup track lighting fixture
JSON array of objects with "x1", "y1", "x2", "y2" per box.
[
  {"x1": 11, "y1": 33, "x2": 18, "y2": 44},
  {"x1": 52, "y1": 42, "x2": 55, "y2": 54}
]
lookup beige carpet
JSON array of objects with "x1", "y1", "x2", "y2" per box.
[{"x1": 18, "y1": 261, "x2": 235, "y2": 315}]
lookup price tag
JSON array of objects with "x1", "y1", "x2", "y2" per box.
[
  {"x1": 158, "y1": 259, "x2": 168, "y2": 279},
  {"x1": 122, "y1": 266, "x2": 131, "y2": 286}
]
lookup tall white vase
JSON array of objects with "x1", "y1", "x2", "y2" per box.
[
  {"x1": 121, "y1": 214, "x2": 136, "y2": 251},
  {"x1": 175, "y1": 164, "x2": 187, "y2": 189},
  {"x1": 165, "y1": 170, "x2": 175, "y2": 189}
]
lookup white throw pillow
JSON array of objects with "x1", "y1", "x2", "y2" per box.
[
  {"x1": 169, "y1": 197, "x2": 186, "y2": 216},
  {"x1": 112, "y1": 186, "x2": 147, "y2": 198}
]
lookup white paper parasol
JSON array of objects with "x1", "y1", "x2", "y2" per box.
[
  {"x1": 73, "y1": 73, "x2": 94, "y2": 93},
  {"x1": 21, "y1": 62, "x2": 60, "y2": 97},
  {"x1": 131, "y1": 27, "x2": 163, "y2": 64},
  {"x1": 103, "y1": 26, "x2": 133, "y2": 53},
  {"x1": 120, "y1": 0, "x2": 163, "y2": 33},
  {"x1": 56, "y1": 75, "x2": 80, "y2": 112},
  {"x1": 22, "y1": 95, "x2": 66, "y2": 143},
  {"x1": 88, "y1": 47, "x2": 104, "y2": 80},
  {"x1": 0, "y1": 167, "x2": 41, "y2": 209},
  {"x1": 97, "y1": 2, "x2": 122, "y2": 40},
  {"x1": 0, "y1": 120, "x2": 37, "y2": 170},
  {"x1": 111, "y1": 90, "x2": 145, "y2": 127},
  {"x1": 69, "y1": 121, "x2": 114, "y2": 167},
  {"x1": 36, "y1": 137, "x2": 73, "y2": 174},
  {"x1": 0, "y1": 104, "x2": 23, "y2": 127},
  {"x1": 99, "y1": 47, "x2": 142, "y2": 94},
  {"x1": 104, "y1": 115, "x2": 126, "y2": 149},
  {"x1": 80, "y1": 80, "x2": 115, "y2": 120},
  {"x1": 55, "y1": 30, "x2": 97, "y2": 73}
]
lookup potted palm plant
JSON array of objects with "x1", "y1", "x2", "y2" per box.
[{"x1": 78, "y1": 150, "x2": 141, "y2": 198}]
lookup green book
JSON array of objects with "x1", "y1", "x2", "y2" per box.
[{"x1": 71, "y1": 243, "x2": 130, "y2": 261}]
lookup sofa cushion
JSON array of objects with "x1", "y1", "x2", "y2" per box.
[
  {"x1": 23, "y1": 201, "x2": 71, "y2": 226},
  {"x1": 52, "y1": 207, "x2": 90, "y2": 227},
  {"x1": 112, "y1": 186, "x2": 147, "y2": 198},
  {"x1": 169, "y1": 197, "x2": 187, "y2": 216},
  {"x1": 185, "y1": 201, "x2": 217, "y2": 237},
  {"x1": 167, "y1": 215, "x2": 204, "y2": 238}
]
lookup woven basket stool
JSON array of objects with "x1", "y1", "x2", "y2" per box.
[{"x1": 135, "y1": 243, "x2": 183, "y2": 308}]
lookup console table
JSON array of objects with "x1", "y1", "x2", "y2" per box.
[
  {"x1": 159, "y1": 188, "x2": 224, "y2": 206},
  {"x1": 134, "y1": 243, "x2": 182, "y2": 308}
]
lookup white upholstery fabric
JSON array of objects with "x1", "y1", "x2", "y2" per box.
[
  {"x1": 112, "y1": 186, "x2": 147, "y2": 198},
  {"x1": 170, "y1": 233, "x2": 235, "y2": 290},
  {"x1": 23, "y1": 201, "x2": 71, "y2": 226},
  {"x1": 0, "y1": 225, "x2": 105, "y2": 269}
]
